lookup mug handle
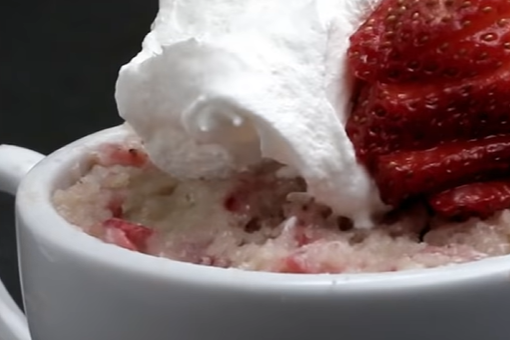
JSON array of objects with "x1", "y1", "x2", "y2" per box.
[{"x1": 0, "y1": 144, "x2": 45, "y2": 340}]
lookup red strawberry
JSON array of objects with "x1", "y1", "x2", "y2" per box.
[
  {"x1": 102, "y1": 218, "x2": 154, "y2": 252},
  {"x1": 96, "y1": 144, "x2": 148, "y2": 168},
  {"x1": 103, "y1": 227, "x2": 138, "y2": 252},
  {"x1": 375, "y1": 135, "x2": 510, "y2": 205},
  {"x1": 348, "y1": 0, "x2": 510, "y2": 83},
  {"x1": 429, "y1": 181, "x2": 510, "y2": 219},
  {"x1": 282, "y1": 255, "x2": 311, "y2": 274},
  {"x1": 347, "y1": 66, "x2": 510, "y2": 166},
  {"x1": 347, "y1": 0, "x2": 510, "y2": 219}
]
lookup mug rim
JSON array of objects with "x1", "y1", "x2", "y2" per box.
[{"x1": 15, "y1": 125, "x2": 510, "y2": 292}]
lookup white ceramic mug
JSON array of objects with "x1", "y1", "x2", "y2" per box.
[{"x1": 2, "y1": 126, "x2": 510, "y2": 340}]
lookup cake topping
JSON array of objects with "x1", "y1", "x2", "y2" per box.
[{"x1": 347, "y1": 0, "x2": 510, "y2": 219}]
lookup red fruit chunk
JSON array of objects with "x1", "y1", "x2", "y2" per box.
[
  {"x1": 282, "y1": 255, "x2": 310, "y2": 274},
  {"x1": 347, "y1": 0, "x2": 510, "y2": 219},
  {"x1": 96, "y1": 144, "x2": 148, "y2": 168},
  {"x1": 294, "y1": 226, "x2": 312, "y2": 247},
  {"x1": 223, "y1": 194, "x2": 246, "y2": 213},
  {"x1": 103, "y1": 227, "x2": 137, "y2": 252},
  {"x1": 106, "y1": 196, "x2": 125, "y2": 218},
  {"x1": 429, "y1": 181, "x2": 510, "y2": 219},
  {"x1": 223, "y1": 173, "x2": 266, "y2": 214},
  {"x1": 375, "y1": 135, "x2": 510, "y2": 205},
  {"x1": 102, "y1": 218, "x2": 154, "y2": 252},
  {"x1": 347, "y1": 64, "x2": 510, "y2": 166},
  {"x1": 349, "y1": 0, "x2": 510, "y2": 83}
]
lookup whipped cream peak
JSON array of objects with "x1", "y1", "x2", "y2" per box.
[{"x1": 115, "y1": 0, "x2": 386, "y2": 228}]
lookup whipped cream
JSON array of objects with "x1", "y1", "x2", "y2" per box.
[{"x1": 115, "y1": 0, "x2": 385, "y2": 228}]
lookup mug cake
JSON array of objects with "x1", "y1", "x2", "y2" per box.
[{"x1": 54, "y1": 0, "x2": 510, "y2": 274}]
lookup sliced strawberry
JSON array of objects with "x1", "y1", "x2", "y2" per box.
[
  {"x1": 347, "y1": 64, "x2": 510, "y2": 166},
  {"x1": 347, "y1": 0, "x2": 510, "y2": 219},
  {"x1": 349, "y1": 0, "x2": 510, "y2": 83},
  {"x1": 102, "y1": 218, "x2": 154, "y2": 252},
  {"x1": 429, "y1": 181, "x2": 510, "y2": 219},
  {"x1": 375, "y1": 135, "x2": 510, "y2": 205}
]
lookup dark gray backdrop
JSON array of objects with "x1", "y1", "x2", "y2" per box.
[{"x1": 0, "y1": 0, "x2": 158, "y2": 308}]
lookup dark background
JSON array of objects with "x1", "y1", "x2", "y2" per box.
[{"x1": 0, "y1": 0, "x2": 158, "y2": 309}]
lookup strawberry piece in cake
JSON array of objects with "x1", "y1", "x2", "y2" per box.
[
  {"x1": 102, "y1": 218, "x2": 154, "y2": 252},
  {"x1": 95, "y1": 143, "x2": 148, "y2": 167}
]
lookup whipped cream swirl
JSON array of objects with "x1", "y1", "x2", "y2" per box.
[{"x1": 115, "y1": 0, "x2": 385, "y2": 228}]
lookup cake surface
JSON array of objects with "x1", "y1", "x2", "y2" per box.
[{"x1": 52, "y1": 141, "x2": 510, "y2": 274}]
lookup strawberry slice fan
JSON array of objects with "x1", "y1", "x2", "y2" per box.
[{"x1": 346, "y1": 0, "x2": 510, "y2": 220}]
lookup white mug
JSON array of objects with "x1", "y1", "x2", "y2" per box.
[{"x1": 1, "y1": 125, "x2": 510, "y2": 340}]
